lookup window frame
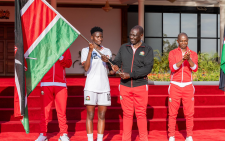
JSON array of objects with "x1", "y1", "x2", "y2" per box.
[{"x1": 127, "y1": 5, "x2": 220, "y2": 54}]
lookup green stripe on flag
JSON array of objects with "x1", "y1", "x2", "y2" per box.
[
  {"x1": 21, "y1": 106, "x2": 29, "y2": 133},
  {"x1": 25, "y1": 18, "x2": 79, "y2": 95},
  {"x1": 221, "y1": 44, "x2": 225, "y2": 73}
]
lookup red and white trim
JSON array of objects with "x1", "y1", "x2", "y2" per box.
[
  {"x1": 41, "y1": 82, "x2": 67, "y2": 87},
  {"x1": 24, "y1": 14, "x2": 61, "y2": 58},
  {"x1": 170, "y1": 81, "x2": 192, "y2": 87},
  {"x1": 190, "y1": 64, "x2": 197, "y2": 70},
  {"x1": 20, "y1": 0, "x2": 35, "y2": 16},
  {"x1": 173, "y1": 63, "x2": 179, "y2": 70}
]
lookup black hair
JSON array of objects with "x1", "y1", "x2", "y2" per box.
[
  {"x1": 91, "y1": 26, "x2": 103, "y2": 35},
  {"x1": 131, "y1": 25, "x2": 144, "y2": 35},
  {"x1": 178, "y1": 32, "x2": 188, "y2": 39}
]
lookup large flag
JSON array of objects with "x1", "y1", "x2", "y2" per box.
[
  {"x1": 15, "y1": 0, "x2": 26, "y2": 129},
  {"x1": 219, "y1": 28, "x2": 225, "y2": 91},
  {"x1": 14, "y1": 0, "x2": 80, "y2": 133}
]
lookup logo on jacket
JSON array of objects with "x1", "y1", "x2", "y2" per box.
[
  {"x1": 86, "y1": 96, "x2": 90, "y2": 101},
  {"x1": 169, "y1": 98, "x2": 172, "y2": 102},
  {"x1": 139, "y1": 51, "x2": 145, "y2": 56},
  {"x1": 120, "y1": 95, "x2": 123, "y2": 100},
  {"x1": 41, "y1": 91, "x2": 44, "y2": 95}
]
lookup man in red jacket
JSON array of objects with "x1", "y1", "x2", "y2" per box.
[
  {"x1": 35, "y1": 49, "x2": 72, "y2": 141},
  {"x1": 168, "y1": 33, "x2": 198, "y2": 141}
]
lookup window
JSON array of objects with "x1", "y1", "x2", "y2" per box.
[{"x1": 127, "y1": 6, "x2": 220, "y2": 56}]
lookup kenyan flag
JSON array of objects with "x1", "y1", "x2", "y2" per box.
[
  {"x1": 219, "y1": 27, "x2": 225, "y2": 91},
  {"x1": 15, "y1": 0, "x2": 80, "y2": 133}
]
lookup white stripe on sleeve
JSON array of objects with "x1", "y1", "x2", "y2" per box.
[
  {"x1": 173, "y1": 64, "x2": 179, "y2": 70},
  {"x1": 190, "y1": 64, "x2": 197, "y2": 70}
]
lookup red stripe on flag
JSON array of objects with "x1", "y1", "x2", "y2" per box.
[
  {"x1": 21, "y1": 0, "x2": 57, "y2": 54},
  {"x1": 14, "y1": 84, "x2": 21, "y2": 117}
]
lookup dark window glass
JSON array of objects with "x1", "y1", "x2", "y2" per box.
[
  {"x1": 145, "y1": 13, "x2": 162, "y2": 37},
  {"x1": 181, "y1": 14, "x2": 197, "y2": 37},
  {"x1": 127, "y1": 13, "x2": 138, "y2": 36},
  {"x1": 163, "y1": 38, "x2": 178, "y2": 52},
  {"x1": 163, "y1": 13, "x2": 180, "y2": 37},
  {"x1": 201, "y1": 39, "x2": 217, "y2": 54},
  {"x1": 201, "y1": 14, "x2": 217, "y2": 37},
  {"x1": 145, "y1": 38, "x2": 162, "y2": 55}
]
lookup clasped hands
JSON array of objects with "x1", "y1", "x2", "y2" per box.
[
  {"x1": 183, "y1": 50, "x2": 191, "y2": 61},
  {"x1": 101, "y1": 55, "x2": 130, "y2": 79}
]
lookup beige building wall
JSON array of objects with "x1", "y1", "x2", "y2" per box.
[
  {"x1": 57, "y1": 7, "x2": 121, "y2": 74},
  {"x1": 0, "y1": 6, "x2": 122, "y2": 74}
]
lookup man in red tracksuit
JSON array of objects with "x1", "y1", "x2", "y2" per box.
[
  {"x1": 168, "y1": 33, "x2": 198, "y2": 141},
  {"x1": 35, "y1": 49, "x2": 72, "y2": 141}
]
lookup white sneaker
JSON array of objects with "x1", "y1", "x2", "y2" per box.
[
  {"x1": 35, "y1": 133, "x2": 48, "y2": 141},
  {"x1": 58, "y1": 133, "x2": 70, "y2": 141},
  {"x1": 169, "y1": 136, "x2": 175, "y2": 141},
  {"x1": 185, "y1": 136, "x2": 193, "y2": 141}
]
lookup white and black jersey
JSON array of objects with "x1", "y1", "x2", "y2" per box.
[{"x1": 81, "y1": 46, "x2": 112, "y2": 93}]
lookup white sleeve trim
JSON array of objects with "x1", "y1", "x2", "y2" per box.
[
  {"x1": 173, "y1": 64, "x2": 179, "y2": 70},
  {"x1": 41, "y1": 82, "x2": 67, "y2": 87},
  {"x1": 190, "y1": 64, "x2": 197, "y2": 70}
]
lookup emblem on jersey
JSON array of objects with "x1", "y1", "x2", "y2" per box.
[
  {"x1": 192, "y1": 97, "x2": 194, "y2": 101},
  {"x1": 120, "y1": 95, "x2": 123, "y2": 100},
  {"x1": 139, "y1": 51, "x2": 145, "y2": 56},
  {"x1": 92, "y1": 53, "x2": 98, "y2": 59},
  {"x1": 41, "y1": 91, "x2": 44, "y2": 95},
  {"x1": 107, "y1": 93, "x2": 111, "y2": 101},
  {"x1": 169, "y1": 98, "x2": 172, "y2": 102},
  {"x1": 86, "y1": 96, "x2": 90, "y2": 101}
]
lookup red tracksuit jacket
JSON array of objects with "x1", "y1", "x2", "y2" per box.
[
  {"x1": 41, "y1": 49, "x2": 72, "y2": 85},
  {"x1": 169, "y1": 46, "x2": 198, "y2": 82}
]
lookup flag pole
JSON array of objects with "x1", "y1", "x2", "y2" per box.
[
  {"x1": 80, "y1": 34, "x2": 91, "y2": 44},
  {"x1": 79, "y1": 34, "x2": 121, "y2": 73}
]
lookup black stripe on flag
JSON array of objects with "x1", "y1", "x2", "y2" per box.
[
  {"x1": 219, "y1": 27, "x2": 225, "y2": 92},
  {"x1": 219, "y1": 68, "x2": 225, "y2": 91},
  {"x1": 15, "y1": 0, "x2": 28, "y2": 116},
  {"x1": 19, "y1": 0, "x2": 29, "y2": 11}
]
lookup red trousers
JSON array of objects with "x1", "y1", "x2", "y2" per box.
[
  {"x1": 168, "y1": 83, "x2": 195, "y2": 137},
  {"x1": 40, "y1": 86, "x2": 68, "y2": 135},
  {"x1": 120, "y1": 85, "x2": 148, "y2": 141}
]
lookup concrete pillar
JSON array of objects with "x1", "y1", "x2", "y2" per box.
[
  {"x1": 138, "y1": 0, "x2": 145, "y2": 41},
  {"x1": 51, "y1": 0, "x2": 57, "y2": 9},
  {"x1": 220, "y1": 2, "x2": 225, "y2": 58}
]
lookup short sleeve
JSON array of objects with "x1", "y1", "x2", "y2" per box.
[
  {"x1": 107, "y1": 49, "x2": 112, "y2": 59},
  {"x1": 81, "y1": 48, "x2": 89, "y2": 63}
]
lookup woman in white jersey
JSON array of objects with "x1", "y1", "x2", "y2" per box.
[{"x1": 81, "y1": 27, "x2": 112, "y2": 141}]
